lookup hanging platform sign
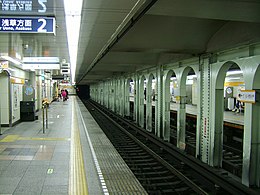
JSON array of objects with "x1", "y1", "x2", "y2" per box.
[
  {"x1": 23, "y1": 57, "x2": 60, "y2": 70},
  {"x1": 237, "y1": 90, "x2": 256, "y2": 103},
  {"x1": 0, "y1": 17, "x2": 55, "y2": 34},
  {"x1": 0, "y1": 0, "x2": 53, "y2": 15}
]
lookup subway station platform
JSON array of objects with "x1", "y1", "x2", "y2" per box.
[{"x1": 0, "y1": 96, "x2": 147, "y2": 195}]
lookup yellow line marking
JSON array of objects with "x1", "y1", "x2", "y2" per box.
[
  {"x1": 0, "y1": 135, "x2": 20, "y2": 142},
  {"x1": 0, "y1": 135, "x2": 70, "y2": 142},
  {"x1": 18, "y1": 137, "x2": 70, "y2": 141},
  {"x1": 69, "y1": 101, "x2": 88, "y2": 195},
  {"x1": 224, "y1": 81, "x2": 244, "y2": 87}
]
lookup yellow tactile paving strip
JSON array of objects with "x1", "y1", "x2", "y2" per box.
[
  {"x1": 0, "y1": 135, "x2": 20, "y2": 142},
  {"x1": 0, "y1": 135, "x2": 70, "y2": 142},
  {"x1": 69, "y1": 101, "x2": 88, "y2": 195}
]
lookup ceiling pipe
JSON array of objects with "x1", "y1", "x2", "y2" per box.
[{"x1": 77, "y1": 0, "x2": 158, "y2": 84}]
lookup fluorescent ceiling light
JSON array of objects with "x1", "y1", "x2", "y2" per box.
[
  {"x1": 226, "y1": 70, "x2": 243, "y2": 76},
  {"x1": 64, "y1": 0, "x2": 83, "y2": 84},
  {"x1": 187, "y1": 75, "x2": 197, "y2": 80}
]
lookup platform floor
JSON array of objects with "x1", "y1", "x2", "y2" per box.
[
  {"x1": 129, "y1": 97, "x2": 244, "y2": 125},
  {"x1": 170, "y1": 103, "x2": 244, "y2": 125},
  {"x1": 0, "y1": 96, "x2": 147, "y2": 195}
]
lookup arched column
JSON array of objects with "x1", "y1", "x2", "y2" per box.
[
  {"x1": 163, "y1": 70, "x2": 175, "y2": 141},
  {"x1": 146, "y1": 73, "x2": 155, "y2": 132},
  {"x1": 138, "y1": 75, "x2": 145, "y2": 128},
  {"x1": 241, "y1": 56, "x2": 260, "y2": 187}
]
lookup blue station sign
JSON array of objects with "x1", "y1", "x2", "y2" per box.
[
  {"x1": 0, "y1": 17, "x2": 56, "y2": 34},
  {"x1": 0, "y1": 0, "x2": 53, "y2": 15}
]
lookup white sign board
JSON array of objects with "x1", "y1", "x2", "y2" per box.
[
  {"x1": 23, "y1": 57, "x2": 59, "y2": 63},
  {"x1": 237, "y1": 90, "x2": 256, "y2": 103},
  {"x1": 23, "y1": 57, "x2": 60, "y2": 70},
  {"x1": 23, "y1": 63, "x2": 60, "y2": 70}
]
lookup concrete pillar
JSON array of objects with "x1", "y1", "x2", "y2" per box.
[
  {"x1": 200, "y1": 57, "x2": 211, "y2": 164},
  {"x1": 146, "y1": 76, "x2": 153, "y2": 132},
  {"x1": 156, "y1": 66, "x2": 163, "y2": 138},
  {"x1": 162, "y1": 73, "x2": 170, "y2": 141},
  {"x1": 134, "y1": 76, "x2": 139, "y2": 122},
  {"x1": 177, "y1": 95, "x2": 186, "y2": 149},
  {"x1": 124, "y1": 79, "x2": 130, "y2": 117},
  {"x1": 138, "y1": 77, "x2": 145, "y2": 128}
]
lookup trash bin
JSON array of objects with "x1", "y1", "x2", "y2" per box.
[{"x1": 20, "y1": 101, "x2": 35, "y2": 121}]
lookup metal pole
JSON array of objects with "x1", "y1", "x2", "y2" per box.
[
  {"x1": 42, "y1": 104, "x2": 45, "y2": 133},
  {"x1": 0, "y1": 103, "x2": 2, "y2": 135},
  {"x1": 0, "y1": 91, "x2": 2, "y2": 135},
  {"x1": 45, "y1": 104, "x2": 48, "y2": 129}
]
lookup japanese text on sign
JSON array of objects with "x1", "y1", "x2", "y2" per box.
[
  {"x1": 0, "y1": 0, "x2": 51, "y2": 13},
  {"x1": 237, "y1": 90, "x2": 256, "y2": 103},
  {"x1": 1, "y1": 18, "x2": 32, "y2": 31},
  {"x1": 1, "y1": 0, "x2": 32, "y2": 11},
  {"x1": 0, "y1": 17, "x2": 55, "y2": 34}
]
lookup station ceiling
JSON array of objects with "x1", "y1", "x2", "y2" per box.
[
  {"x1": 2, "y1": 0, "x2": 260, "y2": 85},
  {"x1": 75, "y1": 0, "x2": 260, "y2": 85}
]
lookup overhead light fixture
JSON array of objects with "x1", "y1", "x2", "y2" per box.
[
  {"x1": 64, "y1": 0, "x2": 83, "y2": 84},
  {"x1": 187, "y1": 75, "x2": 197, "y2": 80},
  {"x1": 226, "y1": 70, "x2": 243, "y2": 76}
]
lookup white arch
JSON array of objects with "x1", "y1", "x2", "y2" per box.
[
  {"x1": 146, "y1": 73, "x2": 155, "y2": 132},
  {"x1": 163, "y1": 69, "x2": 177, "y2": 141},
  {"x1": 138, "y1": 75, "x2": 146, "y2": 128}
]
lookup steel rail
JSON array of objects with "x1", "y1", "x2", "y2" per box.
[{"x1": 87, "y1": 99, "x2": 258, "y2": 195}]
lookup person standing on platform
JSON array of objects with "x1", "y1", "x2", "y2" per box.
[
  {"x1": 65, "y1": 89, "x2": 69, "y2": 100},
  {"x1": 58, "y1": 88, "x2": 61, "y2": 101},
  {"x1": 61, "y1": 89, "x2": 67, "y2": 101}
]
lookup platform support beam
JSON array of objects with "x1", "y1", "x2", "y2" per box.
[
  {"x1": 242, "y1": 58, "x2": 260, "y2": 187},
  {"x1": 162, "y1": 71, "x2": 171, "y2": 141},
  {"x1": 156, "y1": 66, "x2": 163, "y2": 138},
  {"x1": 243, "y1": 103, "x2": 260, "y2": 187},
  {"x1": 200, "y1": 56, "x2": 211, "y2": 164},
  {"x1": 146, "y1": 74, "x2": 153, "y2": 132},
  {"x1": 119, "y1": 78, "x2": 124, "y2": 116},
  {"x1": 124, "y1": 79, "x2": 130, "y2": 118},
  {"x1": 138, "y1": 76, "x2": 145, "y2": 128},
  {"x1": 177, "y1": 96, "x2": 186, "y2": 149},
  {"x1": 134, "y1": 76, "x2": 139, "y2": 122}
]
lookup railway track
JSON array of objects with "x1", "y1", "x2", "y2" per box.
[
  {"x1": 170, "y1": 123, "x2": 243, "y2": 178},
  {"x1": 167, "y1": 107, "x2": 244, "y2": 178},
  {"x1": 83, "y1": 99, "x2": 257, "y2": 195}
]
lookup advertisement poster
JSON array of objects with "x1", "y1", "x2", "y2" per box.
[{"x1": 13, "y1": 84, "x2": 18, "y2": 110}]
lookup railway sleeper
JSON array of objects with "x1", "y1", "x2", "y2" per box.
[
  {"x1": 224, "y1": 155, "x2": 241, "y2": 160},
  {"x1": 134, "y1": 170, "x2": 170, "y2": 176},
  {"x1": 222, "y1": 160, "x2": 242, "y2": 177},
  {"x1": 120, "y1": 154, "x2": 154, "y2": 162},
  {"x1": 223, "y1": 156, "x2": 242, "y2": 162},
  {"x1": 127, "y1": 162, "x2": 159, "y2": 167},
  {"x1": 130, "y1": 166, "x2": 165, "y2": 171},
  {"x1": 116, "y1": 147, "x2": 143, "y2": 151},
  {"x1": 143, "y1": 181, "x2": 189, "y2": 191},
  {"x1": 139, "y1": 175, "x2": 177, "y2": 181},
  {"x1": 223, "y1": 160, "x2": 242, "y2": 168},
  {"x1": 119, "y1": 151, "x2": 147, "y2": 157},
  {"x1": 114, "y1": 144, "x2": 140, "y2": 148},
  {"x1": 223, "y1": 151, "x2": 235, "y2": 157}
]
